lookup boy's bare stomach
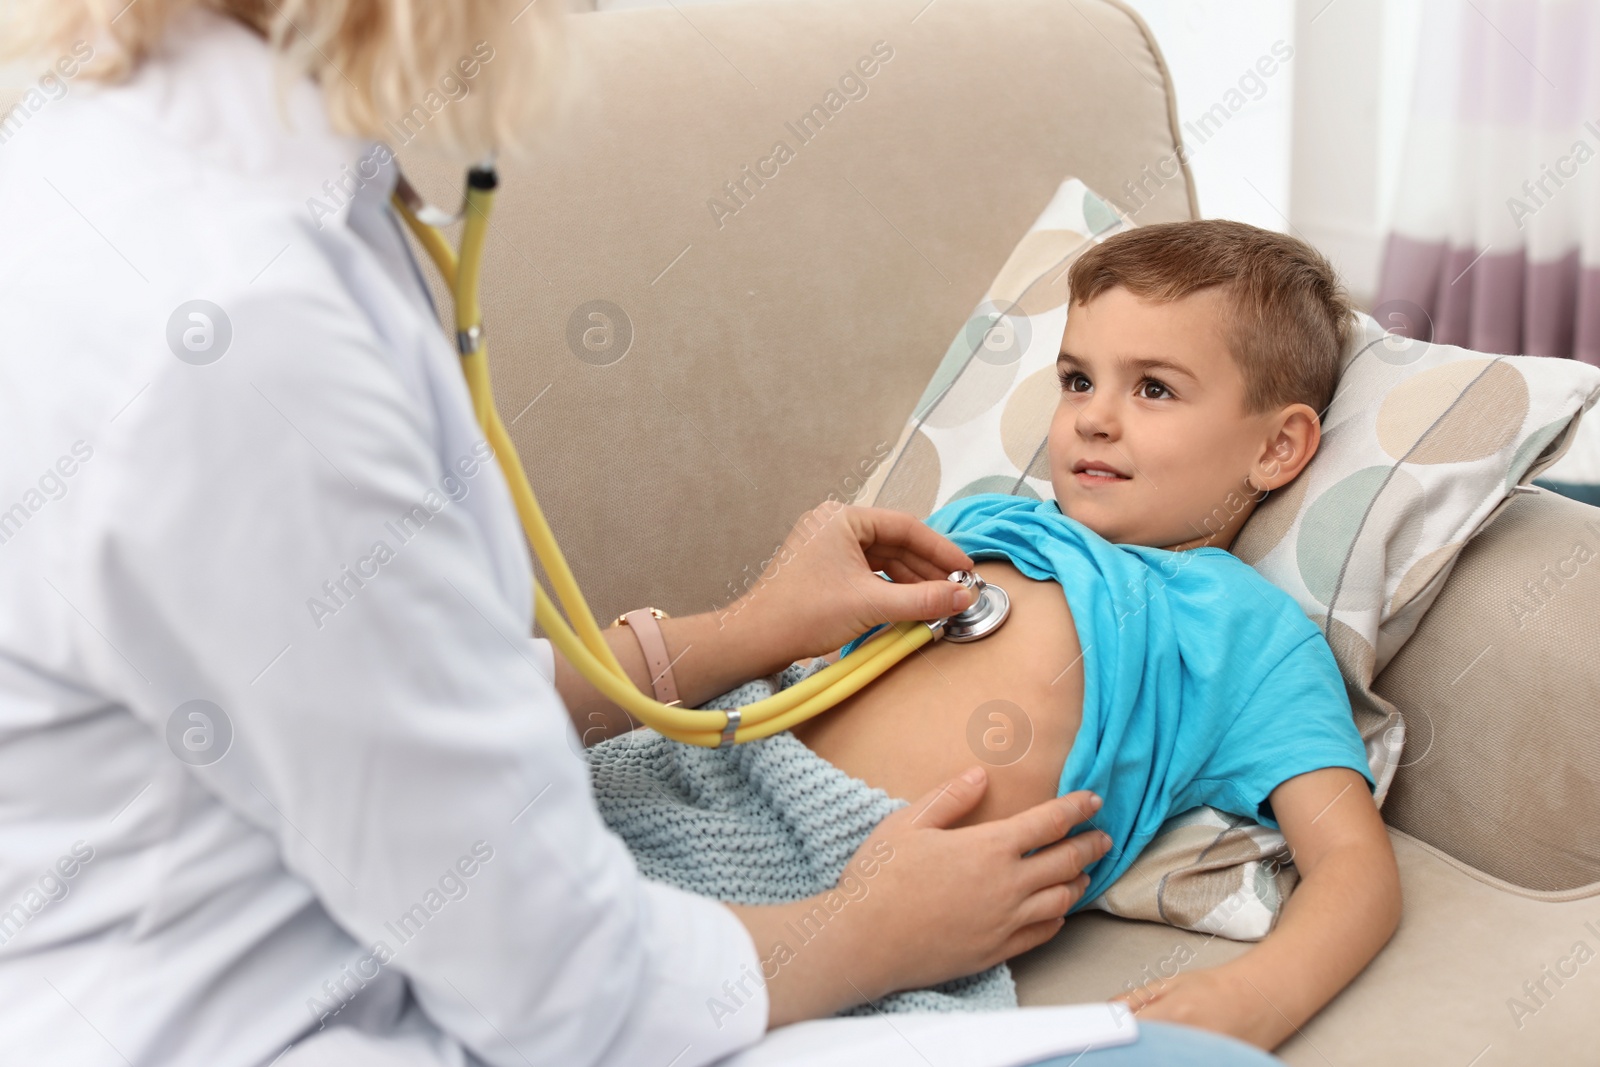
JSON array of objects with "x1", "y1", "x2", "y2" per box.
[{"x1": 789, "y1": 560, "x2": 1085, "y2": 828}]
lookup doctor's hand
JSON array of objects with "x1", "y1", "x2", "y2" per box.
[
  {"x1": 728, "y1": 768, "x2": 1111, "y2": 1028},
  {"x1": 733, "y1": 500, "x2": 979, "y2": 663}
]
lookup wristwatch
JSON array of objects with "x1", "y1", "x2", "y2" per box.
[{"x1": 611, "y1": 607, "x2": 681, "y2": 707}]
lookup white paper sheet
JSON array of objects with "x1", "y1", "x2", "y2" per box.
[{"x1": 715, "y1": 1003, "x2": 1138, "y2": 1067}]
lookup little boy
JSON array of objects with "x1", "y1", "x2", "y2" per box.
[
  {"x1": 819, "y1": 219, "x2": 1401, "y2": 1049},
  {"x1": 594, "y1": 219, "x2": 1402, "y2": 1052}
]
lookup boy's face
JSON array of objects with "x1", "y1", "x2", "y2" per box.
[{"x1": 1048, "y1": 286, "x2": 1285, "y2": 550}]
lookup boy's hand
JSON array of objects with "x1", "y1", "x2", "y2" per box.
[
  {"x1": 1111, "y1": 964, "x2": 1284, "y2": 1049},
  {"x1": 1110, "y1": 767, "x2": 1400, "y2": 1052}
]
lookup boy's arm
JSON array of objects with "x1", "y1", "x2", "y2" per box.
[{"x1": 1112, "y1": 766, "x2": 1402, "y2": 1050}]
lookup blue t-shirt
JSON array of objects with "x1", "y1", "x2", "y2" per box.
[{"x1": 838, "y1": 493, "x2": 1375, "y2": 908}]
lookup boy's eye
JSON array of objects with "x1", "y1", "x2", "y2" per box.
[
  {"x1": 1058, "y1": 369, "x2": 1091, "y2": 393},
  {"x1": 1137, "y1": 379, "x2": 1173, "y2": 400}
]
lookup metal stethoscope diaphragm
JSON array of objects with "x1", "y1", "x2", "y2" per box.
[{"x1": 931, "y1": 570, "x2": 1011, "y2": 643}]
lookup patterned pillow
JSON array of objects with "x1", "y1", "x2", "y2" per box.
[
  {"x1": 1232, "y1": 315, "x2": 1600, "y2": 806},
  {"x1": 1533, "y1": 410, "x2": 1600, "y2": 505},
  {"x1": 855, "y1": 181, "x2": 1126, "y2": 515},
  {"x1": 852, "y1": 179, "x2": 1600, "y2": 940}
]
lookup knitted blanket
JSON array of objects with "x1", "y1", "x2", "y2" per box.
[{"x1": 586, "y1": 658, "x2": 1016, "y2": 1015}]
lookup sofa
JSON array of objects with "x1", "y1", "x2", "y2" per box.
[{"x1": 396, "y1": 1, "x2": 1600, "y2": 1061}]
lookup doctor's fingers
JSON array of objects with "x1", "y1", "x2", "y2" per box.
[
  {"x1": 877, "y1": 557, "x2": 950, "y2": 587},
  {"x1": 1015, "y1": 829, "x2": 1112, "y2": 898},
  {"x1": 999, "y1": 789, "x2": 1105, "y2": 855},
  {"x1": 865, "y1": 547, "x2": 955, "y2": 584},
  {"x1": 849, "y1": 506, "x2": 975, "y2": 574},
  {"x1": 1016, "y1": 872, "x2": 1093, "y2": 927},
  {"x1": 997, "y1": 916, "x2": 1070, "y2": 964}
]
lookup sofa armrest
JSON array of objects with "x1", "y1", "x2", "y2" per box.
[{"x1": 1375, "y1": 487, "x2": 1600, "y2": 891}]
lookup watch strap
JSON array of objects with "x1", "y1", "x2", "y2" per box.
[{"x1": 618, "y1": 607, "x2": 680, "y2": 706}]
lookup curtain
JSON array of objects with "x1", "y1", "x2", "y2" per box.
[{"x1": 1375, "y1": 0, "x2": 1600, "y2": 366}]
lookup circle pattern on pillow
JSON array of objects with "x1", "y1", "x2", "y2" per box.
[
  {"x1": 1082, "y1": 188, "x2": 1121, "y2": 235},
  {"x1": 1001, "y1": 365, "x2": 1060, "y2": 472},
  {"x1": 986, "y1": 229, "x2": 1089, "y2": 317},
  {"x1": 876, "y1": 428, "x2": 940, "y2": 517},
  {"x1": 1230, "y1": 461, "x2": 1314, "y2": 566},
  {"x1": 1389, "y1": 541, "x2": 1464, "y2": 616},
  {"x1": 1309, "y1": 614, "x2": 1376, "y2": 684},
  {"x1": 914, "y1": 324, "x2": 990, "y2": 422},
  {"x1": 950, "y1": 474, "x2": 1041, "y2": 503},
  {"x1": 1376, "y1": 359, "x2": 1529, "y2": 463},
  {"x1": 923, "y1": 353, "x2": 1021, "y2": 429},
  {"x1": 1024, "y1": 443, "x2": 1051, "y2": 482},
  {"x1": 1232, "y1": 420, "x2": 1353, "y2": 566},
  {"x1": 971, "y1": 300, "x2": 1032, "y2": 367},
  {"x1": 1297, "y1": 466, "x2": 1426, "y2": 610},
  {"x1": 1504, "y1": 417, "x2": 1572, "y2": 490}
]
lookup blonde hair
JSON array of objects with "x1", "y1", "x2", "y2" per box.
[{"x1": 0, "y1": 0, "x2": 571, "y2": 163}]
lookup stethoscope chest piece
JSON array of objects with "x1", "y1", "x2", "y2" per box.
[{"x1": 937, "y1": 570, "x2": 1011, "y2": 643}]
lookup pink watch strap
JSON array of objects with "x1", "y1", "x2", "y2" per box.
[{"x1": 620, "y1": 608, "x2": 680, "y2": 706}]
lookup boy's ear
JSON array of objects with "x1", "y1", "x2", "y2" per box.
[{"x1": 1251, "y1": 404, "x2": 1320, "y2": 492}]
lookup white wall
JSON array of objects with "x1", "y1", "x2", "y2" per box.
[
  {"x1": 1125, "y1": 0, "x2": 1425, "y2": 307},
  {"x1": 1288, "y1": 0, "x2": 1425, "y2": 307},
  {"x1": 1118, "y1": 0, "x2": 1296, "y2": 233}
]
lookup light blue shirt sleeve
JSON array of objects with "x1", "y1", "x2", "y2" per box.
[{"x1": 1180, "y1": 632, "x2": 1377, "y2": 830}]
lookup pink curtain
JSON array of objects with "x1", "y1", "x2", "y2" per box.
[{"x1": 1375, "y1": 0, "x2": 1600, "y2": 366}]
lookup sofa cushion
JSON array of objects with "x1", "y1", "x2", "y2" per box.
[
  {"x1": 1012, "y1": 828, "x2": 1600, "y2": 1065},
  {"x1": 1374, "y1": 487, "x2": 1600, "y2": 890}
]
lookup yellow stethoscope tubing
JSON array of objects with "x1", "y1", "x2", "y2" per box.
[{"x1": 391, "y1": 175, "x2": 938, "y2": 747}]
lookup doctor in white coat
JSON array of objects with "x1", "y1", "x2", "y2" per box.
[{"x1": 0, "y1": 2, "x2": 1286, "y2": 1065}]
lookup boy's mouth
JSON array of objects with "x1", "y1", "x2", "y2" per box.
[{"x1": 1071, "y1": 459, "x2": 1131, "y2": 486}]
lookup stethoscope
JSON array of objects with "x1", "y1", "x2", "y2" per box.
[{"x1": 391, "y1": 160, "x2": 1010, "y2": 747}]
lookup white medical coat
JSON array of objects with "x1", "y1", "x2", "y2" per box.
[{"x1": 0, "y1": 8, "x2": 767, "y2": 1065}]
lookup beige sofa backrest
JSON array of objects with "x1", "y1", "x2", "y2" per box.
[
  {"x1": 397, "y1": 0, "x2": 1600, "y2": 890},
  {"x1": 398, "y1": 0, "x2": 1193, "y2": 624}
]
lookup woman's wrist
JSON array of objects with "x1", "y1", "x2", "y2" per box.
[
  {"x1": 550, "y1": 600, "x2": 801, "y2": 744},
  {"x1": 656, "y1": 603, "x2": 797, "y2": 707},
  {"x1": 725, "y1": 889, "x2": 888, "y2": 1029}
]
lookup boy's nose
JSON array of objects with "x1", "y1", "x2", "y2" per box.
[{"x1": 1073, "y1": 393, "x2": 1120, "y2": 441}]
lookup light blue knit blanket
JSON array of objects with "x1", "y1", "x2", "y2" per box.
[{"x1": 586, "y1": 658, "x2": 1016, "y2": 1015}]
